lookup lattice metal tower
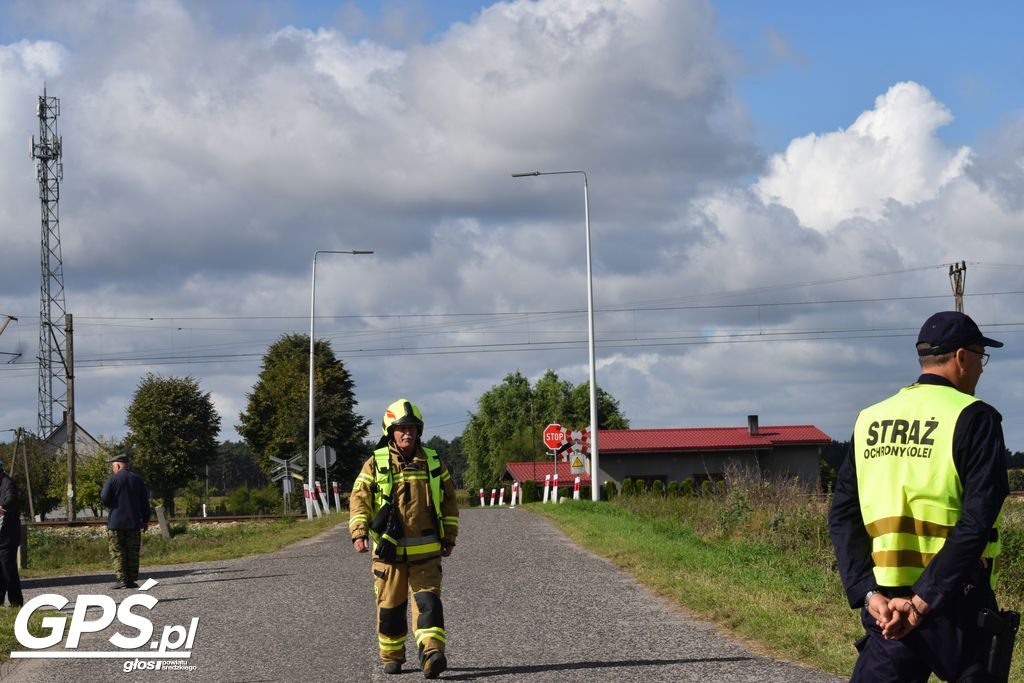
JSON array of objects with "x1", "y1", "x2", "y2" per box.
[{"x1": 31, "y1": 86, "x2": 67, "y2": 438}]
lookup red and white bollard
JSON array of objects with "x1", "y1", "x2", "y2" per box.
[
  {"x1": 552, "y1": 474, "x2": 559, "y2": 503},
  {"x1": 316, "y1": 481, "x2": 330, "y2": 513},
  {"x1": 305, "y1": 484, "x2": 322, "y2": 517},
  {"x1": 498, "y1": 487, "x2": 505, "y2": 506},
  {"x1": 573, "y1": 476, "x2": 581, "y2": 500},
  {"x1": 510, "y1": 481, "x2": 519, "y2": 509},
  {"x1": 489, "y1": 488, "x2": 497, "y2": 506},
  {"x1": 479, "y1": 488, "x2": 485, "y2": 506},
  {"x1": 332, "y1": 481, "x2": 342, "y2": 511},
  {"x1": 542, "y1": 474, "x2": 551, "y2": 503}
]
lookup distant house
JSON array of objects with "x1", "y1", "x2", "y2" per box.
[
  {"x1": 502, "y1": 415, "x2": 831, "y2": 493},
  {"x1": 43, "y1": 419, "x2": 102, "y2": 458}
]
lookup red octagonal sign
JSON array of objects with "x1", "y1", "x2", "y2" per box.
[{"x1": 543, "y1": 423, "x2": 566, "y2": 450}]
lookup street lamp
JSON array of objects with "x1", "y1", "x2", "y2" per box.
[
  {"x1": 512, "y1": 170, "x2": 600, "y2": 501},
  {"x1": 308, "y1": 249, "x2": 373, "y2": 520}
]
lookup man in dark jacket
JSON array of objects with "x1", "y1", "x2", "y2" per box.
[
  {"x1": 100, "y1": 453, "x2": 151, "y2": 589},
  {"x1": 0, "y1": 459, "x2": 23, "y2": 606}
]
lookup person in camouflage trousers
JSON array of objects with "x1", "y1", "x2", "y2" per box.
[
  {"x1": 350, "y1": 399, "x2": 459, "y2": 679},
  {"x1": 101, "y1": 454, "x2": 151, "y2": 589}
]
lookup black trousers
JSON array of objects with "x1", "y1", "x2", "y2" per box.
[
  {"x1": 850, "y1": 583, "x2": 997, "y2": 682},
  {"x1": 0, "y1": 542, "x2": 23, "y2": 607}
]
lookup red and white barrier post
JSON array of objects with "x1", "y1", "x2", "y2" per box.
[
  {"x1": 573, "y1": 476, "x2": 581, "y2": 500},
  {"x1": 332, "y1": 481, "x2": 342, "y2": 511},
  {"x1": 305, "y1": 484, "x2": 322, "y2": 517},
  {"x1": 315, "y1": 480, "x2": 330, "y2": 513},
  {"x1": 552, "y1": 474, "x2": 559, "y2": 503},
  {"x1": 489, "y1": 488, "x2": 497, "y2": 506},
  {"x1": 542, "y1": 474, "x2": 551, "y2": 503},
  {"x1": 479, "y1": 488, "x2": 485, "y2": 506},
  {"x1": 510, "y1": 481, "x2": 519, "y2": 508},
  {"x1": 498, "y1": 487, "x2": 505, "y2": 506}
]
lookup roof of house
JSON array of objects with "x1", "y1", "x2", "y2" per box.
[
  {"x1": 597, "y1": 425, "x2": 831, "y2": 453},
  {"x1": 502, "y1": 461, "x2": 592, "y2": 485}
]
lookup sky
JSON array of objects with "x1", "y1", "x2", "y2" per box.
[{"x1": 2, "y1": 0, "x2": 1024, "y2": 454}]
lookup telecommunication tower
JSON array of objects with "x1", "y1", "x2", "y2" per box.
[{"x1": 31, "y1": 86, "x2": 67, "y2": 438}]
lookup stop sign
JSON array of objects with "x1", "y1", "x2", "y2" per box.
[{"x1": 543, "y1": 424, "x2": 566, "y2": 450}]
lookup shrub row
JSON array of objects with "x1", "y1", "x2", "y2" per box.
[{"x1": 613, "y1": 477, "x2": 725, "y2": 497}]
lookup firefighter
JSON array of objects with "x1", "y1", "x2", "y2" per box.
[{"x1": 349, "y1": 399, "x2": 459, "y2": 678}]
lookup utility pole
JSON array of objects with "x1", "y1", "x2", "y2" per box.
[
  {"x1": 14, "y1": 428, "x2": 35, "y2": 521},
  {"x1": 0, "y1": 315, "x2": 20, "y2": 363},
  {"x1": 949, "y1": 261, "x2": 966, "y2": 313},
  {"x1": 65, "y1": 313, "x2": 76, "y2": 521}
]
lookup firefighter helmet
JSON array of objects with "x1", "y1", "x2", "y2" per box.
[{"x1": 381, "y1": 398, "x2": 424, "y2": 439}]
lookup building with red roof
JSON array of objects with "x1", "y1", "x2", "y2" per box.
[{"x1": 501, "y1": 415, "x2": 831, "y2": 493}]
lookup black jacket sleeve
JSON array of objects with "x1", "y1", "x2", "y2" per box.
[{"x1": 828, "y1": 437, "x2": 877, "y2": 607}]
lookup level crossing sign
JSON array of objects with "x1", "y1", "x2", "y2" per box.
[{"x1": 569, "y1": 454, "x2": 587, "y2": 474}]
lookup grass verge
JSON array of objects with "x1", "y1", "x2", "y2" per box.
[
  {"x1": 535, "y1": 497, "x2": 1024, "y2": 681},
  {"x1": 21, "y1": 514, "x2": 342, "y2": 578}
]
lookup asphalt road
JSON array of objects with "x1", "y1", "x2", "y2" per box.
[{"x1": 3, "y1": 508, "x2": 843, "y2": 682}]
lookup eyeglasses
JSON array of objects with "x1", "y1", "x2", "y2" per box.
[{"x1": 962, "y1": 347, "x2": 990, "y2": 367}]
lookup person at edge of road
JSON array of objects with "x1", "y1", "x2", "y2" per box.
[
  {"x1": 100, "y1": 453, "x2": 152, "y2": 590},
  {"x1": 828, "y1": 311, "x2": 1009, "y2": 682},
  {"x1": 0, "y1": 458, "x2": 24, "y2": 606},
  {"x1": 349, "y1": 399, "x2": 459, "y2": 679}
]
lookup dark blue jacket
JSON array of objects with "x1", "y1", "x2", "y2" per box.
[
  {"x1": 101, "y1": 468, "x2": 151, "y2": 530},
  {"x1": 0, "y1": 473, "x2": 22, "y2": 547}
]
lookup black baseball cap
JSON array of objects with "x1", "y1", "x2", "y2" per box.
[
  {"x1": 107, "y1": 453, "x2": 130, "y2": 464},
  {"x1": 917, "y1": 311, "x2": 1003, "y2": 356}
]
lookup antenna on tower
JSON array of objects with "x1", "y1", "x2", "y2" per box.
[
  {"x1": 948, "y1": 260, "x2": 966, "y2": 313},
  {"x1": 31, "y1": 85, "x2": 67, "y2": 439}
]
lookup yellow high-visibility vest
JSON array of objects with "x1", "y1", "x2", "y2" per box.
[
  {"x1": 369, "y1": 446, "x2": 446, "y2": 559},
  {"x1": 854, "y1": 383, "x2": 1001, "y2": 589}
]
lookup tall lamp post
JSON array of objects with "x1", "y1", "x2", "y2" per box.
[
  {"x1": 308, "y1": 249, "x2": 373, "y2": 520},
  {"x1": 512, "y1": 170, "x2": 600, "y2": 501}
]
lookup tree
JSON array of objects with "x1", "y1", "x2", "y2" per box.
[
  {"x1": 461, "y1": 370, "x2": 630, "y2": 489},
  {"x1": 237, "y1": 334, "x2": 370, "y2": 489},
  {"x1": 0, "y1": 432, "x2": 64, "y2": 520},
  {"x1": 209, "y1": 441, "x2": 267, "y2": 493},
  {"x1": 125, "y1": 374, "x2": 221, "y2": 516},
  {"x1": 424, "y1": 435, "x2": 467, "y2": 488}
]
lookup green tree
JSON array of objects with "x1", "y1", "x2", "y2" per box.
[
  {"x1": 424, "y1": 435, "x2": 467, "y2": 488},
  {"x1": 125, "y1": 373, "x2": 221, "y2": 516},
  {"x1": 461, "y1": 370, "x2": 630, "y2": 490},
  {"x1": 1, "y1": 432, "x2": 66, "y2": 520},
  {"x1": 237, "y1": 334, "x2": 370, "y2": 489},
  {"x1": 209, "y1": 441, "x2": 267, "y2": 492}
]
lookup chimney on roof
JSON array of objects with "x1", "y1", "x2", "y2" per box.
[{"x1": 747, "y1": 415, "x2": 759, "y2": 436}]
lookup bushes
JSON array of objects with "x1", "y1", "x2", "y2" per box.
[
  {"x1": 224, "y1": 485, "x2": 282, "y2": 515},
  {"x1": 651, "y1": 480, "x2": 665, "y2": 497},
  {"x1": 604, "y1": 480, "x2": 618, "y2": 499},
  {"x1": 680, "y1": 479, "x2": 695, "y2": 497},
  {"x1": 667, "y1": 481, "x2": 679, "y2": 497},
  {"x1": 520, "y1": 480, "x2": 539, "y2": 504},
  {"x1": 620, "y1": 478, "x2": 635, "y2": 496}
]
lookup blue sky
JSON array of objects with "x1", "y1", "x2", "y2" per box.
[{"x1": 2, "y1": 0, "x2": 1024, "y2": 452}]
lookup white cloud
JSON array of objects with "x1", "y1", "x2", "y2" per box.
[{"x1": 754, "y1": 82, "x2": 971, "y2": 232}]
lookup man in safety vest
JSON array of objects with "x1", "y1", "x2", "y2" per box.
[
  {"x1": 829, "y1": 311, "x2": 1009, "y2": 681},
  {"x1": 349, "y1": 399, "x2": 459, "y2": 678}
]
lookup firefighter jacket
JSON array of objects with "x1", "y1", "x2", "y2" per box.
[
  {"x1": 852, "y1": 381, "x2": 1002, "y2": 590},
  {"x1": 349, "y1": 442, "x2": 459, "y2": 562}
]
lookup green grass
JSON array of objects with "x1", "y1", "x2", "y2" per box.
[
  {"x1": 535, "y1": 493, "x2": 1024, "y2": 681},
  {"x1": 20, "y1": 514, "x2": 343, "y2": 578}
]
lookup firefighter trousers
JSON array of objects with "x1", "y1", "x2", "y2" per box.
[{"x1": 372, "y1": 558, "x2": 445, "y2": 663}]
